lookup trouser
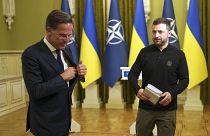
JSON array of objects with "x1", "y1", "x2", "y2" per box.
[
  {"x1": 31, "y1": 133, "x2": 69, "y2": 136},
  {"x1": 31, "y1": 134, "x2": 69, "y2": 136},
  {"x1": 136, "y1": 108, "x2": 176, "y2": 136}
]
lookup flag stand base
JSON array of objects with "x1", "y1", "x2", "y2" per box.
[
  {"x1": 184, "y1": 85, "x2": 203, "y2": 111},
  {"x1": 70, "y1": 119, "x2": 80, "y2": 133}
]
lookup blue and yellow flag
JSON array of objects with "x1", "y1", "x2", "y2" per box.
[
  {"x1": 80, "y1": 0, "x2": 101, "y2": 88},
  {"x1": 102, "y1": 0, "x2": 129, "y2": 87},
  {"x1": 162, "y1": 0, "x2": 179, "y2": 49},
  {"x1": 183, "y1": 0, "x2": 208, "y2": 89},
  {"x1": 128, "y1": 0, "x2": 148, "y2": 67},
  {"x1": 61, "y1": 0, "x2": 79, "y2": 64}
]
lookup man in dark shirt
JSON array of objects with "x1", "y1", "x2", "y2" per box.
[{"x1": 128, "y1": 17, "x2": 189, "y2": 136}]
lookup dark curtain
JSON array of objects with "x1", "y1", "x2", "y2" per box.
[
  {"x1": 200, "y1": 0, "x2": 210, "y2": 105},
  {"x1": 118, "y1": 0, "x2": 136, "y2": 105}
]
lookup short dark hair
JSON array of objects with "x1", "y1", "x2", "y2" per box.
[
  {"x1": 153, "y1": 17, "x2": 171, "y2": 30},
  {"x1": 45, "y1": 10, "x2": 73, "y2": 30}
]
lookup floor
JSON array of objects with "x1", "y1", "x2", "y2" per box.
[{"x1": 0, "y1": 106, "x2": 210, "y2": 136}]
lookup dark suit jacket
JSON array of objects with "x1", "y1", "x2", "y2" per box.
[{"x1": 22, "y1": 39, "x2": 83, "y2": 136}]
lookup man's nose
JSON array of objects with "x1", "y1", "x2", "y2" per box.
[
  {"x1": 154, "y1": 32, "x2": 160, "y2": 37},
  {"x1": 63, "y1": 38, "x2": 70, "y2": 43}
]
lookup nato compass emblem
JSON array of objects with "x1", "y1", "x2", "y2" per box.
[
  {"x1": 106, "y1": 19, "x2": 125, "y2": 45},
  {"x1": 166, "y1": 18, "x2": 178, "y2": 44}
]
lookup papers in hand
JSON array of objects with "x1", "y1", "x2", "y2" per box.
[{"x1": 144, "y1": 84, "x2": 163, "y2": 104}]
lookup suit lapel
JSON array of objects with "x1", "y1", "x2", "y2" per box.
[
  {"x1": 39, "y1": 41, "x2": 63, "y2": 74},
  {"x1": 64, "y1": 48, "x2": 77, "y2": 67},
  {"x1": 64, "y1": 47, "x2": 79, "y2": 88},
  {"x1": 38, "y1": 40, "x2": 77, "y2": 74}
]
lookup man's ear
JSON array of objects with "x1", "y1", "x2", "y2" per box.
[
  {"x1": 168, "y1": 30, "x2": 171, "y2": 35},
  {"x1": 46, "y1": 27, "x2": 51, "y2": 33}
]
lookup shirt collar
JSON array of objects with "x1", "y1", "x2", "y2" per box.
[
  {"x1": 154, "y1": 44, "x2": 170, "y2": 52},
  {"x1": 43, "y1": 37, "x2": 57, "y2": 52}
]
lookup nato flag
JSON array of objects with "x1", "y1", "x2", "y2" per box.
[
  {"x1": 61, "y1": 0, "x2": 71, "y2": 15},
  {"x1": 67, "y1": 33, "x2": 79, "y2": 64},
  {"x1": 162, "y1": 0, "x2": 180, "y2": 49},
  {"x1": 102, "y1": 0, "x2": 129, "y2": 87}
]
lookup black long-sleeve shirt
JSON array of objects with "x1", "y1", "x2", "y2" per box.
[{"x1": 128, "y1": 44, "x2": 189, "y2": 110}]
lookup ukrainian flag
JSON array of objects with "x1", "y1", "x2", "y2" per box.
[
  {"x1": 80, "y1": 0, "x2": 101, "y2": 88},
  {"x1": 183, "y1": 0, "x2": 208, "y2": 89},
  {"x1": 128, "y1": 0, "x2": 148, "y2": 67}
]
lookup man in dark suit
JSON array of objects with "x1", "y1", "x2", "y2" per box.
[{"x1": 22, "y1": 10, "x2": 87, "y2": 136}]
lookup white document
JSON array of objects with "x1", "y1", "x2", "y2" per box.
[{"x1": 144, "y1": 84, "x2": 163, "y2": 104}]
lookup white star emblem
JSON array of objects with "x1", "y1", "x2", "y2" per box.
[
  {"x1": 167, "y1": 18, "x2": 178, "y2": 44},
  {"x1": 106, "y1": 19, "x2": 125, "y2": 45}
]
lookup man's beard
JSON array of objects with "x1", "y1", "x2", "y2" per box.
[{"x1": 154, "y1": 39, "x2": 164, "y2": 46}]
